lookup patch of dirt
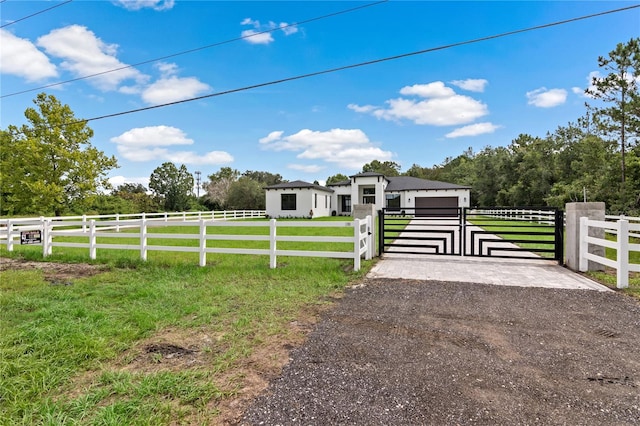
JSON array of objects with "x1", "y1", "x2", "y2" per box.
[
  {"x1": 0, "y1": 257, "x2": 110, "y2": 284},
  {"x1": 241, "y1": 279, "x2": 640, "y2": 425}
]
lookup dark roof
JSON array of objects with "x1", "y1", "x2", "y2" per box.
[
  {"x1": 349, "y1": 171, "x2": 386, "y2": 178},
  {"x1": 265, "y1": 180, "x2": 334, "y2": 193},
  {"x1": 326, "y1": 180, "x2": 351, "y2": 187},
  {"x1": 385, "y1": 176, "x2": 470, "y2": 192}
]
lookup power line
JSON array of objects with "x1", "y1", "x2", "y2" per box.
[
  {"x1": 71, "y1": 3, "x2": 639, "y2": 126},
  {"x1": 0, "y1": 0, "x2": 72, "y2": 29},
  {"x1": 1, "y1": 0, "x2": 389, "y2": 98}
]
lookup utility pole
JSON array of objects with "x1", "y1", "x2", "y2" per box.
[{"x1": 195, "y1": 171, "x2": 201, "y2": 197}]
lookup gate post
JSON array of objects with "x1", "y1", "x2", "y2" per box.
[
  {"x1": 565, "y1": 202, "x2": 605, "y2": 271},
  {"x1": 378, "y1": 210, "x2": 384, "y2": 255},
  {"x1": 461, "y1": 207, "x2": 466, "y2": 256},
  {"x1": 554, "y1": 209, "x2": 564, "y2": 264}
]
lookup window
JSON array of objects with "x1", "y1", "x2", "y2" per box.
[
  {"x1": 314, "y1": 194, "x2": 317, "y2": 208},
  {"x1": 281, "y1": 193, "x2": 296, "y2": 210},
  {"x1": 341, "y1": 195, "x2": 351, "y2": 212},
  {"x1": 363, "y1": 186, "x2": 376, "y2": 204},
  {"x1": 386, "y1": 194, "x2": 401, "y2": 210}
]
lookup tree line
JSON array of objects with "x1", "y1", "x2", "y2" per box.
[{"x1": 1, "y1": 38, "x2": 638, "y2": 216}]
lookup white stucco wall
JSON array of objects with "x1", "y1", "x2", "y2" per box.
[{"x1": 266, "y1": 188, "x2": 334, "y2": 218}]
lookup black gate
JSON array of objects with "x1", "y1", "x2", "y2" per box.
[{"x1": 379, "y1": 207, "x2": 563, "y2": 263}]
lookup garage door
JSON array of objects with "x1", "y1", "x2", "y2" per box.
[{"x1": 415, "y1": 196, "x2": 459, "y2": 217}]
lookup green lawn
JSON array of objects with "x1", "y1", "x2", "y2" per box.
[{"x1": 0, "y1": 217, "x2": 373, "y2": 425}]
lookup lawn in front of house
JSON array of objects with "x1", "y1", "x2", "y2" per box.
[{"x1": 0, "y1": 217, "x2": 373, "y2": 425}]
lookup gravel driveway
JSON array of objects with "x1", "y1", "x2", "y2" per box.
[{"x1": 241, "y1": 279, "x2": 640, "y2": 425}]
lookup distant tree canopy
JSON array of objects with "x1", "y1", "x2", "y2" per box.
[
  {"x1": 149, "y1": 162, "x2": 194, "y2": 212},
  {"x1": 201, "y1": 168, "x2": 284, "y2": 210},
  {"x1": 1, "y1": 93, "x2": 118, "y2": 216},
  {"x1": 326, "y1": 173, "x2": 349, "y2": 185},
  {"x1": 361, "y1": 160, "x2": 401, "y2": 176}
]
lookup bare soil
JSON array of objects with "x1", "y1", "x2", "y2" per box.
[
  {"x1": 0, "y1": 257, "x2": 109, "y2": 283},
  {"x1": 240, "y1": 278, "x2": 640, "y2": 425}
]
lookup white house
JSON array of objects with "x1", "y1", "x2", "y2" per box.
[{"x1": 265, "y1": 172, "x2": 471, "y2": 218}]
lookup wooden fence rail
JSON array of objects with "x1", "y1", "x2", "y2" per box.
[
  {"x1": 579, "y1": 217, "x2": 640, "y2": 288},
  {"x1": 2, "y1": 215, "x2": 373, "y2": 271}
]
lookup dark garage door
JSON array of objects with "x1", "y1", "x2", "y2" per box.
[{"x1": 415, "y1": 196, "x2": 459, "y2": 217}]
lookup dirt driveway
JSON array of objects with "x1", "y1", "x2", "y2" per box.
[{"x1": 241, "y1": 279, "x2": 640, "y2": 425}]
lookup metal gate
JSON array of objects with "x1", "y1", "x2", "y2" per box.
[{"x1": 379, "y1": 207, "x2": 563, "y2": 263}]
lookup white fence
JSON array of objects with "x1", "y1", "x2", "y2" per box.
[
  {"x1": 1, "y1": 214, "x2": 373, "y2": 271},
  {"x1": 579, "y1": 217, "x2": 640, "y2": 288},
  {"x1": 471, "y1": 208, "x2": 556, "y2": 224}
]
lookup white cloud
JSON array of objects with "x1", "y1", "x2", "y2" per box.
[
  {"x1": 110, "y1": 125, "x2": 233, "y2": 165},
  {"x1": 259, "y1": 128, "x2": 394, "y2": 170},
  {"x1": 347, "y1": 104, "x2": 376, "y2": 113},
  {"x1": 445, "y1": 122, "x2": 501, "y2": 139},
  {"x1": 450, "y1": 79, "x2": 488, "y2": 92},
  {"x1": 240, "y1": 17, "x2": 298, "y2": 44},
  {"x1": 279, "y1": 22, "x2": 299, "y2": 36},
  {"x1": 142, "y1": 73, "x2": 210, "y2": 105},
  {"x1": 400, "y1": 82, "x2": 456, "y2": 98},
  {"x1": 110, "y1": 125, "x2": 194, "y2": 147},
  {"x1": 352, "y1": 81, "x2": 488, "y2": 126},
  {"x1": 0, "y1": 29, "x2": 58, "y2": 81},
  {"x1": 114, "y1": 0, "x2": 175, "y2": 11},
  {"x1": 526, "y1": 87, "x2": 567, "y2": 108},
  {"x1": 241, "y1": 29, "x2": 274, "y2": 45},
  {"x1": 288, "y1": 164, "x2": 325, "y2": 173},
  {"x1": 37, "y1": 25, "x2": 147, "y2": 91}
]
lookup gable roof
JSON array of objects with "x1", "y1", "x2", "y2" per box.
[
  {"x1": 265, "y1": 180, "x2": 334, "y2": 193},
  {"x1": 386, "y1": 176, "x2": 470, "y2": 191}
]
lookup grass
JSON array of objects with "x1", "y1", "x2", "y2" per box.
[{"x1": 0, "y1": 217, "x2": 373, "y2": 425}]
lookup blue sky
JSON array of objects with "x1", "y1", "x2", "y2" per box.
[{"x1": 1, "y1": 1, "x2": 639, "y2": 189}]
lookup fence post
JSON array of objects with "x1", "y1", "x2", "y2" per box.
[
  {"x1": 617, "y1": 220, "x2": 629, "y2": 289},
  {"x1": 199, "y1": 219, "x2": 207, "y2": 267},
  {"x1": 269, "y1": 219, "x2": 277, "y2": 268},
  {"x1": 89, "y1": 220, "x2": 97, "y2": 260},
  {"x1": 82, "y1": 214, "x2": 87, "y2": 232},
  {"x1": 140, "y1": 218, "x2": 148, "y2": 261},
  {"x1": 353, "y1": 219, "x2": 361, "y2": 271},
  {"x1": 6, "y1": 221, "x2": 14, "y2": 252},
  {"x1": 116, "y1": 213, "x2": 120, "y2": 232},
  {"x1": 43, "y1": 219, "x2": 52, "y2": 257},
  {"x1": 366, "y1": 215, "x2": 373, "y2": 260}
]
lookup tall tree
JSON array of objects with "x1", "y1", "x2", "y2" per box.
[
  {"x1": 149, "y1": 162, "x2": 194, "y2": 211},
  {"x1": 586, "y1": 37, "x2": 640, "y2": 183},
  {"x1": 112, "y1": 183, "x2": 158, "y2": 213},
  {"x1": 1, "y1": 93, "x2": 118, "y2": 216},
  {"x1": 202, "y1": 167, "x2": 239, "y2": 210},
  {"x1": 242, "y1": 170, "x2": 283, "y2": 186},
  {"x1": 326, "y1": 173, "x2": 349, "y2": 185},
  {"x1": 227, "y1": 177, "x2": 265, "y2": 210},
  {"x1": 361, "y1": 160, "x2": 401, "y2": 176}
]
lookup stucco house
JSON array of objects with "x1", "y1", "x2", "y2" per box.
[{"x1": 265, "y1": 172, "x2": 471, "y2": 218}]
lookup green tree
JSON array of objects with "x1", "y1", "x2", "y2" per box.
[
  {"x1": 149, "y1": 162, "x2": 194, "y2": 211},
  {"x1": 326, "y1": 173, "x2": 349, "y2": 185},
  {"x1": 1, "y1": 93, "x2": 118, "y2": 216},
  {"x1": 241, "y1": 170, "x2": 283, "y2": 186},
  {"x1": 586, "y1": 37, "x2": 640, "y2": 183},
  {"x1": 361, "y1": 160, "x2": 401, "y2": 176},
  {"x1": 202, "y1": 167, "x2": 239, "y2": 210},
  {"x1": 227, "y1": 177, "x2": 265, "y2": 210},
  {"x1": 112, "y1": 183, "x2": 159, "y2": 213}
]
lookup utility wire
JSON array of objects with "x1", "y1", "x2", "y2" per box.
[
  {"x1": 0, "y1": 0, "x2": 72, "y2": 28},
  {"x1": 1, "y1": 0, "x2": 388, "y2": 98},
  {"x1": 71, "y1": 3, "x2": 639, "y2": 126}
]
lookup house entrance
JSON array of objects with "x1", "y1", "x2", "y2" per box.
[{"x1": 379, "y1": 207, "x2": 564, "y2": 263}]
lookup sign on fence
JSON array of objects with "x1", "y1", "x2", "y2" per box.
[{"x1": 20, "y1": 230, "x2": 42, "y2": 245}]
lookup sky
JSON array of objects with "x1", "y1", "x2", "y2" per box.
[{"x1": 1, "y1": 0, "x2": 639, "y2": 190}]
